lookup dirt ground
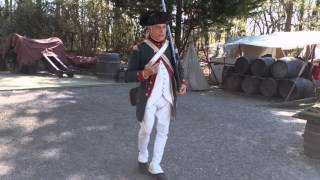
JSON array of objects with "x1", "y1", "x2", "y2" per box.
[{"x1": 0, "y1": 83, "x2": 320, "y2": 180}]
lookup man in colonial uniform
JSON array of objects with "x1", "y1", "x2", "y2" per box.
[{"x1": 125, "y1": 10, "x2": 188, "y2": 180}]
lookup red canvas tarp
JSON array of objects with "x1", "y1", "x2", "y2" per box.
[
  {"x1": 66, "y1": 53, "x2": 97, "y2": 68},
  {"x1": 2, "y1": 33, "x2": 67, "y2": 66}
]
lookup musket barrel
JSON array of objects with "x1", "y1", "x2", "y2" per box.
[{"x1": 161, "y1": 0, "x2": 181, "y2": 89}]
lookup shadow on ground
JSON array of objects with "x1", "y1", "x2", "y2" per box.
[
  {"x1": 0, "y1": 84, "x2": 149, "y2": 180},
  {"x1": 0, "y1": 85, "x2": 319, "y2": 180}
]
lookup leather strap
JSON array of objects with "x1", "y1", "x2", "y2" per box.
[{"x1": 144, "y1": 39, "x2": 173, "y2": 72}]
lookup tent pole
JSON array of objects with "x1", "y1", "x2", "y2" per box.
[
  {"x1": 308, "y1": 44, "x2": 316, "y2": 79},
  {"x1": 238, "y1": 44, "x2": 243, "y2": 56},
  {"x1": 285, "y1": 45, "x2": 316, "y2": 102}
]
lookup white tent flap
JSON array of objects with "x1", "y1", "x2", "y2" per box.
[{"x1": 226, "y1": 31, "x2": 320, "y2": 50}]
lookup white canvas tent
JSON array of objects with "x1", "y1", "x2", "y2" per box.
[
  {"x1": 222, "y1": 31, "x2": 320, "y2": 101},
  {"x1": 182, "y1": 42, "x2": 209, "y2": 91},
  {"x1": 225, "y1": 31, "x2": 320, "y2": 59}
]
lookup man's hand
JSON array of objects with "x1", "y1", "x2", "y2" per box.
[
  {"x1": 178, "y1": 84, "x2": 187, "y2": 95},
  {"x1": 143, "y1": 63, "x2": 159, "y2": 79}
]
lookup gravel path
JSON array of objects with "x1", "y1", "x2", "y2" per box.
[{"x1": 0, "y1": 84, "x2": 319, "y2": 180}]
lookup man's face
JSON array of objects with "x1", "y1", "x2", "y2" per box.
[{"x1": 148, "y1": 24, "x2": 167, "y2": 42}]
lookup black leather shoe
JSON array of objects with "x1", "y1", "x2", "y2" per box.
[
  {"x1": 152, "y1": 173, "x2": 168, "y2": 180},
  {"x1": 138, "y1": 162, "x2": 149, "y2": 174}
]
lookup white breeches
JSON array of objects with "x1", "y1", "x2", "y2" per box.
[{"x1": 138, "y1": 96, "x2": 171, "y2": 174}]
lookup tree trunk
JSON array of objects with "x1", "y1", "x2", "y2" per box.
[
  {"x1": 79, "y1": 0, "x2": 85, "y2": 54},
  {"x1": 203, "y1": 25, "x2": 209, "y2": 61},
  {"x1": 175, "y1": 0, "x2": 182, "y2": 51},
  {"x1": 181, "y1": 25, "x2": 194, "y2": 57},
  {"x1": 298, "y1": 1, "x2": 305, "y2": 31},
  {"x1": 4, "y1": 0, "x2": 9, "y2": 17},
  {"x1": 55, "y1": 0, "x2": 62, "y2": 36},
  {"x1": 284, "y1": 1, "x2": 293, "y2": 32},
  {"x1": 9, "y1": 0, "x2": 12, "y2": 11},
  {"x1": 312, "y1": 0, "x2": 320, "y2": 19}
]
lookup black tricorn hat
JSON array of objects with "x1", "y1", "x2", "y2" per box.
[{"x1": 139, "y1": 10, "x2": 171, "y2": 26}]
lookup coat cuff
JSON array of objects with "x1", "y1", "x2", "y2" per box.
[
  {"x1": 137, "y1": 70, "x2": 147, "y2": 81},
  {"x1": 181, "y1": 79, "x2": 188, "y2": 87}
]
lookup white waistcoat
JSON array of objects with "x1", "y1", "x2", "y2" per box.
[{"x1": 146, "y1": 60, "x2": 174, "y2": 107}]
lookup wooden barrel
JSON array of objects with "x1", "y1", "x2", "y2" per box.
[
  {"x1": 304, "y1": 121, "x2": 320, "y2": 159},
  {"x1": 302, "y1": 78, "x2": 316, "y2": 98},
  {"x1": 251, "y1": 57, "x2": 275, "y2": 77},
  {"x1": 235, "y1": 56, "x2": 253, "y2": 74},
  {"x1": 223, "y1": 74, "x2": 243, "y2": 91},
  {"x1": 96, "y1": 52, "x2": 120, "y2": 78},
  {"x1": 222, "y1": 66, "x2": 235, "y2": 81},
  {"x1": 260, "y1": 78, "x2": 278, "y2": 97},
  {"x1": 115, "y1": 64, "x2": 127, "y2": 82},
  {"x1": 241, "y1": 76, "x2": 261, "y2": 95},
  {"x1": 278, "y1": 78, "x2": 315, "y2": 100},
  {"x1": 271, "y1": 57, "x2": 303, "y2": 78},
  {"x1": 0, "y1": 57, "x2": 5, "y2": 71}
]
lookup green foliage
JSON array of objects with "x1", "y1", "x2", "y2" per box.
[
  {"x1": 6, "y1": 0, "x2": 319, "y2": 60},
  {"x1": 248, "y1": 0, "x2": 320, "y2": 34},
  {"x1": 1, "y1": 0, "x2": 55, "y2": 37},
  {"x1": 183, "y1": 0, "x2": 262, "y2": 26},
  {"x1": 112, "y1": 0, "x2": 265, "y2": 54}
]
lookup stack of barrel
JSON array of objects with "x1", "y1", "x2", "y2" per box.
[{"x1": 223, "y1": 56, "x2": 316, "y2": 100}]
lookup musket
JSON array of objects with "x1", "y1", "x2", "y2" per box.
[{"x1": 161, "y1": 0, "x2": 181, "y2": 90}]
